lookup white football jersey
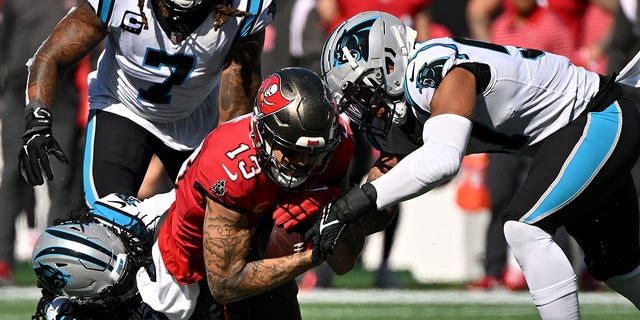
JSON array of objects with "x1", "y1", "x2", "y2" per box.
[
  {"x1": 404, "y1": 37, "x2": 601, "y2": 154},
  {"x1": 85, "y1": 0, "x2": 274, "y2": 149}
]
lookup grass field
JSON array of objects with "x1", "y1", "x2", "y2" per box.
[
  {"x1": 3, "y1": 262, "x2": 637, "y2": 319},
  {"x1": 2, "y1": 290, "x2": 637, "y2": 320}
]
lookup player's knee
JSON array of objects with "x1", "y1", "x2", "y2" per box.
[{"x1": 503, "y1": 220, "x2": 552, "y2": 254}]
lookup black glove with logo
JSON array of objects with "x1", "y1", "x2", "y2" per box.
[
  {"x1": 19, "y1": 100, "x2": 69, "y2": 185},
  {"x1": 306, "y1": 183, "x2": 378, "y2": 263}
]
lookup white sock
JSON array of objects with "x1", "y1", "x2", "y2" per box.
[
  {"x1": 533, "y1": 277, "x2": 580, "y2": 320},
  {"x1": 605, "y1": 265, "x2": 640, "y2": 309},
  {"x1": 504, "y1": 221, "x2": 580, "y2": 320}
]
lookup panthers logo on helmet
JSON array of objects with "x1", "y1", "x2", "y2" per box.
[
  {"x1": 256, "y1": 74, "x2": 294, "y2": 115},
  {"x1": 33, "y1": 262, "x2": 70, "y2": 296},
  {"x1": 332, "y1": 17, "x2": 377, "y2": 66},
  {"x1": 415, "y1": 57, "x2": 448, "y2": 94}
]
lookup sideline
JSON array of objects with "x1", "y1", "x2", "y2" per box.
[
  {"x1": 297, "y1": 288, "x2": 632, "y2": 305},
  {"x1": 0, "y1": 287, "x2": 633, "y2": 306}
]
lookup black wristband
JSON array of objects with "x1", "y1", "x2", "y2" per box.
[
  {"x1": 335, "y1": 183, "x2": 378, "y2": 222},
  {"x1": 23, "y1": 100, "x2": 52, "y2": 138}
]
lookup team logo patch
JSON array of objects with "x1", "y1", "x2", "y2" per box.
[
  {"x1": 256, "y1": 74, "x2": 294, "y2": 115},
  {"x1": 120, "y1": 11, "x2": 144, "y2": 34},
  {"x1": 33, "y1": 262, "x2": 70, "y2": 296},
  {"x1": 332, "y1": 17, "x2": 376, "y2": 66},
  {"x1": 211, "y1": 180, "x2": 227, "y2": 197},
  {"x1": 415, "y1": 57, "x2": 448, "y2": 94}
]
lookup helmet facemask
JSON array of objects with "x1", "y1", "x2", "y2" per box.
[
  {"x1": 253, "y1": 117, "x2": 336, "y2": 189},
  {"x1": 158, "y1": 0, "x2": 214, "y2": 43},
  {"x1": 339, "y1": 67, "x2": 407, "y2": 137}
]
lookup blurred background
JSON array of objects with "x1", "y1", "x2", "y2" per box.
[{"x1": 2, "y1": 0, "x2": 640, "y2": 318}]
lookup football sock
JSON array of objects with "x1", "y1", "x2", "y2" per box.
[
  {"x1": 532, "y1": 277, "x2": 580, "y2": 320},
  {"x1": 504, "y1": 221, "x2": 579, "y2": 320}
]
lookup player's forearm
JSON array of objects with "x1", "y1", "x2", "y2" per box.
[
  {"x1": 207, "y1": 251, "x2": 315, "y2": 304},
  {"x1": 217, "y1": 61, "x2": 259, "y2": 123}
]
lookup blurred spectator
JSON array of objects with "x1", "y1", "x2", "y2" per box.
[
  {"x1": 608, "y1": 0, "x2": 640, "y2": 103},
  {"x1": 289, "y1": 0, "x2": 327, "y2": 74},
  {"x1": 317, "y1": 0, "x2": 452, "y2": 40},
  {"x1": 261, "y1": 0, "x2": 295, "y2": 75},
  {"x1": 466, "y1": 0, "x2": 615, "y2": 67},
  {"x1": 431, "y1": 0, "x2": 471, "y2": 37},
  {"x1": 574, "y1": 3, "x2": 614, "y2": 74},
  {"x1": 466, "y1": 154, "x2": 531, "y2": 290},
  {"x1": 0, "y1": 0, "x2": 86, "y2": 285},
  {"x1": 608, "y1": 0, "x2": 640, "y2": 199},
  {"x1": 490, "y1": 0, "x2": 575, "y2": 57},
  {"x1": 467, "y1": 0, "x2": 502, "y2": 41}
]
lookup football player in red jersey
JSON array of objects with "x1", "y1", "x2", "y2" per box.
[
  {"x1": 32, "y1": 67, "x2": 394, "y2": 320},
  {"x1": 139, "y1": 67, "x2": 394, "y2": 319}
]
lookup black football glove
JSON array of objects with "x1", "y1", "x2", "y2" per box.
[
  {"x1": 19, "y1": 100, "x2": 68, "y2": 185},
  {"x1": 306, "y1": 183, "x2": 377, "y2": 263}
]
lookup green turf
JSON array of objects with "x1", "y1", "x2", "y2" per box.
[
  {"x1": 14, "y1": 262, "x2": 38, "y2": 287},
  {"x1": 0, "y1": 300, "x2": 39, "y2": 320},
  {"x1": 299, "y1": 303, "x2": 638, "y2": 320},
  {"x1": 1, "y1": 299, "x2": 637, "y2": 320},
  {"x1": 8, "y1": 262, "x2": 637, "y2": 319},
  {"x1": 15, "y1": 260, "x2": 462, "y2": 289},
  {"x1": 309, "y1": 262, "x2": 465, "y2": 290}
]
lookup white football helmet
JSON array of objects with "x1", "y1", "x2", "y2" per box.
[
  {"x1": 31, "y1": 222, "x2": 136, "y2": 302},
  {"x1": 321, "y1": 11, "x2": 417, "y2": 137}
]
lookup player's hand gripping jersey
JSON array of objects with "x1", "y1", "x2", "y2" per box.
[
  {"x1": 158, "y1": 114, "x2": 354, "y2": 284},
  {"x1": 401, "y1": 37, "x2": 601, "y2": 154},
  {"x1": 85, "y1": 0, "x2": 275, "y2": 147}
]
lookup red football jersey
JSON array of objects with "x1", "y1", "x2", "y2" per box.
[{"x1": 158, "y1": 114, "x2": 354, "y2": 284}]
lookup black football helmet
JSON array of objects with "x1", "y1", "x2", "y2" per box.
[
  {"x1": 251, "y1": 67, "x2": 342, "y2": 189},
  {"x1": 159, "y1": 0, "x2": 215, "y2": 43}
]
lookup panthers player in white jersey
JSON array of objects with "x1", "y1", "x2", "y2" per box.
[
  {"x1": 310, "y1": 11, "x2": 640, "y2": 320},
  {"x1": 19, "y1": 0, "x2": 274, "y2": 221}
]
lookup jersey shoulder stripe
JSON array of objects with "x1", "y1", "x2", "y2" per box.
[
  {"x1": 235, "y1": 0, "x2": 275, "y2": 42},
  {"x1": 93, "y1": 0, "x2": 116, "y2": 26},
  {"x1": 238, "y1": 0, "x2": 262, "y2": 39}
]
